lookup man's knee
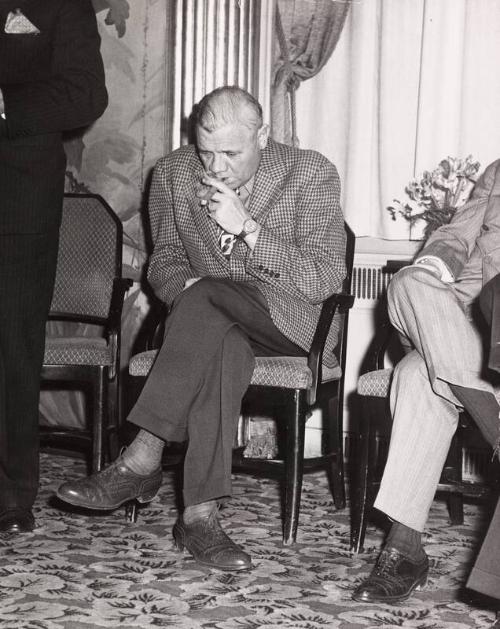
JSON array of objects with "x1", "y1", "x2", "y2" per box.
[
  {"x1": 388, "y1": 266, "x2": 435, "y2": 306},
  {"x1": 173, "y1": 277, "x2": 228, "y2": 311}
]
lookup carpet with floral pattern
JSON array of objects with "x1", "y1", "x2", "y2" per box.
[{"x1": 0, "y1": 453, "x2": 498, "y2": 629}]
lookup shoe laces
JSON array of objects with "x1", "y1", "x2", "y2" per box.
[
  {"x1": 372, "y1": 549, "x2": 401, "y2": 582},
  {"x1": 202, "y1": 511, "x2": 234, "y2": 545}
]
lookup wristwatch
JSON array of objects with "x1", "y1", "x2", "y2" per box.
[{"x1": 237, "y1": 217, "x2": 258, "y2": 239}]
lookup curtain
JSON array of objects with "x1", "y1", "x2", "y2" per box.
[
  {"x1": 295, "y1": 0, "x2": 500, "y2": 239},
  {"x1": 39, "y1": 0, "x2": 172, "y2": 428},
  {"x1": 271, "y1": 0, "x2": 350, "y2": 146}
]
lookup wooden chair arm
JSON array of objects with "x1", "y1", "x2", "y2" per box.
[
  {"x1": 362, "y1": 317, "x2": 394, "y2": 374},
  {"x1": 108, "y1": 277, "x2": 133, "y2": 331},
  {"x1": 308, "y1": 292, "x2": 355, "y2": 398}
]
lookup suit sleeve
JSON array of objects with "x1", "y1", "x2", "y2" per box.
[
  {"x1": 1, "y1": 0, "x2": 107, "y2": 138},
  {"x1": 417, "y1": 160, "x2": 500, "y2": 280},
  {"x1": 147, "y1": 159, "x2": 196, "y2": 305},
  {"x1": 246, "y1": 158, "x2": 347, "y2": 305}
]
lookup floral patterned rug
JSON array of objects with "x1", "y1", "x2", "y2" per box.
[{"x1": 0, "y1": 453, "x2": 497, "y2": 629}]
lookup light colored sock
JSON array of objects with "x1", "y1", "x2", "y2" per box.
[
  {"x1": 121, "y1": 429, "x2": 164, "y2": 475},
  {"x1": 386, "y1": 521, "x2": 425, "y2": 560},
  {"x1": 183, "y1": 500, "x2": 217, "y2": 525}
]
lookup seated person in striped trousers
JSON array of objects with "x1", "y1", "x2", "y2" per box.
[
  {"x1": 56, "y1": 86, "x2": 347, "y2": 571},
  {"x1": 352, "y1": 160, "x2": 500, "y2": 604}
]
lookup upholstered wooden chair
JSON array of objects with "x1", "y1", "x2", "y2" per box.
[
  {"x1": 350, "y1": 310, "x2": 498, "y2": 553},
  {"x1": 40, "y1": 193, "x2": 132, "y2": 473},
  {"x1": 127, "y1": 222, "x2": 355, "y2": 545}
]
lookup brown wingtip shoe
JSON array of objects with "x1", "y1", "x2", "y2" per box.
[
  {"x1": 352, "y1": 546, "x2": 429, "y2": 604},
  {"x1": 173, "y1": 511, "x2": 252, "y2": 572},
  {"x1": 56, "y1": 457, "x2": 162, "y2": 510}
]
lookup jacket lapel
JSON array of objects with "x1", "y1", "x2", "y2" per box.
[{"x1": 249, "y1": 140, "x2": 285, "y2": 223}]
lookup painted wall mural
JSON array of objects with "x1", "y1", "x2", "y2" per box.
[{"x1": 40, "y1": 0, "x2": 170, "y2": 428}]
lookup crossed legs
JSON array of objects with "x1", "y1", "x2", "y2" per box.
[
  {"x1": 57, "y1": 278, "x2": 305, "y2": 570},
  {"x1": 353, "y1": 267, "x2": 500, "y2": 603}
]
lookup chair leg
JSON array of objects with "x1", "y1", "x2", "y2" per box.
[
  {"x1": 442, "y1": 429, "x2": 465, "y2": 524},
  {"x1": 283, "y1": 389, "x2": 307, "y2": 546},
  {"x1": 91, "y1": 367, "x2": 107, "y2": 473},
  {"x1": 323, "y1": 394, "x2": 346, "y2": 510},
  {"x1": 350, "y1": 395, "x2": 381, "y2": 553},
  {"x1": 107, "y1": 375, "x2": 120, "y2": 463},
  {"x1": 447, "y1": 492, "x2": 464, "y2": 525}
]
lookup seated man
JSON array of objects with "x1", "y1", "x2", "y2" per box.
[
  {"x1": 352, "y1": 159, "x2": 500, "y2": 603},
  {"x1": 56, "y1": 85, "x2": 347, "y2": 571}
]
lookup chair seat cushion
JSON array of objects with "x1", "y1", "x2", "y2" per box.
[
  {"x1": 44, "y1": 336, "x2": 112, "y2": 366},
  {"x1": 357, "y1": 368, "x2": 393, "y2": 397},
  {"x1": 129, "y1": 350, "x2": 342, "y2": 389}
]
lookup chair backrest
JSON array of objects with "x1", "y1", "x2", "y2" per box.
[
  {"x1": 50, "y1": 194, "x2": 122, "y2": 322},
  {"x1": 332, "y1": 222, "x2": 355, "y2": 371}
]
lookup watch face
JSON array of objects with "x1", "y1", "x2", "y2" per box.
[{"x1": 244, "y1": 218, "x2": 257, "y2": 233}]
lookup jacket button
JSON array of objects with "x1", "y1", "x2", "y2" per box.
[
  {"x1": 258, "y1": 264, "x2": 263, "y2": 270},
  {"x1": 275, "y1": 272, "x2": 280, "y2": 278},
  {"x1": 483, "y1": 224, "x2": 490, "y2": 231}
]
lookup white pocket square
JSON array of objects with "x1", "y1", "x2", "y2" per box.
[{"x1": 4, "y1": 9, "x2": 40, "y2": 34}]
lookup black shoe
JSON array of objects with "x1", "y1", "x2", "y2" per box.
[
  {"x1": 173, "y1": 511, "x2": 252, "y2": 571},
  {"x1": 352, "y1": 546, "x2": 429, "y2": 604},
  {"x1": 0, "y1": 509, "x2": 35, "y2": 534},
  {"x1": 56, "y1": 457, "x2": 162, "y2": 510}
]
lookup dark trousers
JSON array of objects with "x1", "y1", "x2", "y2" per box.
[
  {"x1": 466, "y1": 274, "x2": 500, "y2": 600},
  {"x1": 127, "y1": 278, "x2": 305, "y2": 507},
  {"x1": 0, "y1": 231, "x2": 60, "y2": 510}
]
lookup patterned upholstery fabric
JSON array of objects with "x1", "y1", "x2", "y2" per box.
[
  {"x1": 129, "y1": 350, "x2": 342, "y2": 388},
  {"x1": 357, "y1": 368, "x2": 393, "y2": 398},
  {"x1": 44, "y1": 336, "x2": 112, "y2": 366},
  {"x1": 50, "y1": 196, "x2": 118, "y2": 319},
  {"x1": 128, "y1": 350, "x2": 158, "y2": 377}
]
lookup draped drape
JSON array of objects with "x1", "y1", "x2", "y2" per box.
[
  {"x1": 39, "y1": 0, "x2": 171, "y2": 428},
  {"x1": 272, "y1": 0, "x2": 350, "y2": 146},
  {"x1": 295, "y1": 0, "x2": 500, "y2": 239}
]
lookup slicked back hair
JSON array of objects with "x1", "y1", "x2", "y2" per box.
[{"x1": 195, "y1": 86, "x2": 263, "y2": 133}]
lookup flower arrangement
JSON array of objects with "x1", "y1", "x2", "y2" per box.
[{"x1": 387, "y1": 155, "x2": 481, "y2": 239}]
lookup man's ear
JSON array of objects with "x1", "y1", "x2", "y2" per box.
[{"x1": 257, "y1": 124, "x2": 270, "y2": 149}]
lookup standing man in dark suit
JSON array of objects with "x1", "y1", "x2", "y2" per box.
[
  {"x1": 0, "y1": 0, "x2": 107, "y2": 534},
  {"x1": 57, "y1": 86, "x2": 346, "y2": 571}
]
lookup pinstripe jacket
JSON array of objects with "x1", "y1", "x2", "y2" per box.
[
  {"x1": 419, "y1": 159, "x2": 500, "y2": 305},
  {"x1": 147, "y1": 138, "x2": 347, "y2": 367}
]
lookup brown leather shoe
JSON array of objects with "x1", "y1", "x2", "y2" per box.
[
  {"x1": 352, "y1": 547, "x2": 429, "y2": 603},
  {"x1": 0, "y1": 509, "x2": 35, "y2": 534},
  {"x1": 56, "y1": 457, "x2": 162, "y2": 510},
  {"x1": 173, "y1": 511, "x2": 252, "y2": 571}
]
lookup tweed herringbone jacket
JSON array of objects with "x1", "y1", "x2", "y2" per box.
[{"x1": 147, "y1": 138, "x2": 347, "y2": 367}]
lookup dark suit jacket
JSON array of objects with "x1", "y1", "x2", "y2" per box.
[
  {"x1": 146, "y1": 138, "x2": 347, "y2": 366},
  {"x1": 0, "y1": 0, "x2": 107, "y2": 233}
]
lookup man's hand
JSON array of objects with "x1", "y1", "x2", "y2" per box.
[{"x1": 198, "y1": 176, "x2": 250, "y2": 235}]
